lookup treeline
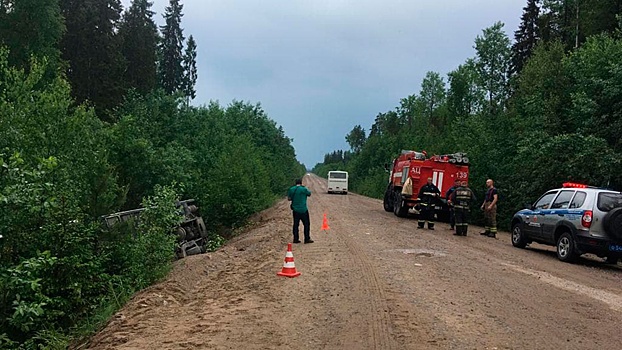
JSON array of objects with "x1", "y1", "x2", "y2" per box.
[
  {"x1": 0, "y1": 0, "x2": 198, "y2": 118},
  {"x1": 0, "y1": 0, "x2": 304, "y2": 348},
  {"x1": 313, "y1": 0, "x2": 622, "y2": 228}
]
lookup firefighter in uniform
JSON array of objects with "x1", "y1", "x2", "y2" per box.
[
  {"x1": 445, "y1": 179, "x2": 461, "y2": 231},
  {"x1": 417, "y1": 177, "x2": 441, "y2": 230},
  {"x1": 480, "y1": 179, "x2": 499, "y2": 238},
  {"x1": 449, "y1": 180, "x2": 476, "y2": 236}
]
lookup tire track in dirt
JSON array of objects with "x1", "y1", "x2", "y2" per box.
[
  {"x1": 307, "y1": 174, "x2": 396, "y2": 350},
  {"x1": 340, "y1": 231, "x2": 396, "y2": 350}
]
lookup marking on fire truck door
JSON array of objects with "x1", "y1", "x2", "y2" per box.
[{"x1": 432, "y1": 171, "x2": 444, "y2": 191}]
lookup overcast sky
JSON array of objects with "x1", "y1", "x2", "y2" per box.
[{"x1": 122, "y1": 0, "x2": 527, "y2": 167}]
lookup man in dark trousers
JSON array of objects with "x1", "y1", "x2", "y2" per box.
[
  {"x1": 450, "y1": 180, "x2": 477, "y2": 236},
  {"x1": 480, "y1": 178, "x2": 499, "y2": 238},
  {"x1": 417, "y1": 177, "x2": 441, "y2": 230},
  {"x1": 287, "y1": 178, "x2": 313, "y2": 244},
  {"x1": 445, "y1": 179, "x2": 461, "y2": 230}
]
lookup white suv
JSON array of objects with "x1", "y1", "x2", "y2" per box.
[{"x1": 510, "y1": 183, "x2": 622, "y2": 263}]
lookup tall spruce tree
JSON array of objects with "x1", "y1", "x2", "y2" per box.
[
  {"x1": 579, "y1": 0, "x2": 622, "y2": 40},
  {"x1": 119, "y1": 0, "x2": 159, "y2": 94},
  {"x1": 510, "y1": 0, "x2": 541, "y2": 77},
  {"x1": 539, "y1": 0, "x2": 575, "y2": 47},
  {"x1": 0, "y1": 0, "x2": 65, "y2": 74},
  {"x1": 159, "y1": 0, "x2": 185, "y2": 94},
  {"x1": 60, "y1": 0, "x2": 126, "y2": 121},
  {"x1": 540, "y1": 0, "x2": 621, "y2": 49},
  {"x1": 182, "y1": 35, "x2": 198, "y2": 104}
]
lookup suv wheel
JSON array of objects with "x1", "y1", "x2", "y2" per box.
[
  {"x1": 605, "y1": 255, "x2": 619, "y2": 265},
  {"x1": 556, "y1": 232, "x2": 578, "y2": 263},
  {"x1": 511, "y1": 223, "x2": 528, "y2": 248},
  {"x1": 603, "y1": 207, "x2": 622, "y2": 240}
]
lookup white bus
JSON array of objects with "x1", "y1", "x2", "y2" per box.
[{"x1": 327, "y1": 171, "x2": 348, "y2": 194}]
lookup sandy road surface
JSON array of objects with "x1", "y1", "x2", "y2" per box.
[{"x1": 85, "y1": 174, "x2": 622, "y2": 350}]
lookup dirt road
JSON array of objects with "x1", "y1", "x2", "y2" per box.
[{"x1": 86, "y1": 174, "x2": 622, "y2": 349}]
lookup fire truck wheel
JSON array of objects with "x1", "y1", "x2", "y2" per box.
[
  {"x1": 383, "y1": 190, "x2": 394, "y2": 212},
  {"x1": 393, "y1": 195, "x2": 408, "y2": 217}
]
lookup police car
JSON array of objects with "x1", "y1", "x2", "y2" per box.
[{"x1": 510, "y1": 182, "x2": 622, "y2": 263}]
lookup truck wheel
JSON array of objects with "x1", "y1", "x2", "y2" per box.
[
  {"x1": 394, "y1": 194, "x2": 408, "y2": 217},
  {"x1": 383, "y1": 189, "x2": 394, "y2": 212},
  {"x1": 556, "y1": 232, "x2": 578, "y2": 263},
  {"x1": 511, "y1": 222, "x2": 527, "y2": 248}
]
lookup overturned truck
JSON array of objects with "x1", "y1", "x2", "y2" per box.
[{"x1": 101, "y1": 199, "x2": 209, "y2": 258}]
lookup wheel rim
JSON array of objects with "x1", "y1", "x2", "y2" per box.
[
  {"x1": 512, "y1": 226, "x2": 521, "y2": 243},
  {"x1": 558, "y1": 237, "x2": 570, "y2": 258}
]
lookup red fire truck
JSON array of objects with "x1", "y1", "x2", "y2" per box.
[{"x1": 383, "y1": 150, "x2": 470, "y2": 220}]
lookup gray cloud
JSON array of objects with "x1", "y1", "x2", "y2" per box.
[{"x1": 122, "y1": 0, "x2": 526, "y2": 167}]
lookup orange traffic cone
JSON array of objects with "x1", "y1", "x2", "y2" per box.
[
  {"x1": 277, "y1": 243, "x2": 301, "y2": 278},
  {"x1": 321, "y1": 213, "x2": 330, "y2": 232}
]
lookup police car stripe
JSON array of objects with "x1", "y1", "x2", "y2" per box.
[{"x1": 526, "y1": 209, "x2": 585, "y2": 215}]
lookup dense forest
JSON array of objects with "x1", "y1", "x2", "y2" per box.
[
  {"x1": 314, "y1": 0, "x2": 622, "y2": 229},
  {"x1": 0, "y1": 0, "x2": 303, "y2": 348}
]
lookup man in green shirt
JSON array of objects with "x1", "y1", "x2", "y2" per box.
[{"x1": 287, "y1": 178, "x2": 313, "y2": 244}]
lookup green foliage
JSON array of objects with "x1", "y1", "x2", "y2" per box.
[
  {"x1": 540, "y1": 0, "x2": 622, "y2": 49},
  {"x1": 133, "y1": 184, "x2": 181, "y2": 284},
  {"x1": 419, "y1": 71, "x2": 447, "y2": 129},
  {"x1": 118, "y1": 0, "x2": 159, "y2": 94},
  {"x1": 351, "y1": 167, "x2": 387, "y2": 198},
  {"x1": 475, "y1": 21, "x2": 511, "y2": 115},
  {"x1": 514, "y1": 40, "x2": 570, "y2": 135},
  {"x1": 447, "y1": 59, "x2": 485, "y2": 118},
  {"x1": 564, "y1": 35, "x2": 622, "y2": 154},
  {"x1": 1, "y1": 252, "x2": 57, "y2": 334},
  {"x1": 1, "y1": 39, "x2": 301, "y2": 347},
  {"x1": 345, "y1": 125, "x2": 366, "y2": 153},
  {"x1": 205, "y1": 234, "x2": 226, "y2": 252},
  {"x1": 59, "y1": 0, "x2": 126, "y2": 122},
  {"x1": 202, "y1": 135, "x2": 272, "y2": 228},
  {"x1": 159, "y1": 0, "x2": 185, "y2": 94},
  {"x1": 0, "y1": 0, "x2": 64, "y2": 76},
  {"x1": 182, "y1": 35, "x2": 198, "y2": 103},
  {"x1": 510, "y1": 0, "x2": 540, "y2": 77}
]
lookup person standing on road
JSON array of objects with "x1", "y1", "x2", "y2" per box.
[
  {"x1": 480, "y1": 179, "x2": 498, "y2": 238},
  {"x1": 445, "y1": 179, "x2": 461, "y2": 231},
  {"x1": 417, "y1": 177, "x2": 441, "y2": 230},
  {"x1": 450, "y1": 180, "x2": 477, "y2": 236},
  {"x1": 287, "y1": 178, "x2": 314, "y2": 244}
]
